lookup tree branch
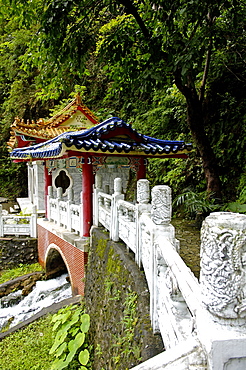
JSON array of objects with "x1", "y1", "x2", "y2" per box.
[
  {"x1": 116, "y1": 0, "x2": 150, "y2": 38},
  {"x1": 199, "y1": 39, "x2": 212, "y2": 102}
]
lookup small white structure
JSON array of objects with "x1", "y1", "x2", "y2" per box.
[{"x1": 0, "y1": 204, "x2": 37, "y2": 238}]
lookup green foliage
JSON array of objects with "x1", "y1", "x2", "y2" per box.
[
  {"x1": 50, "y1": 305, "x2": 91, "y2": 370},
  {"x1": 0, "y1": 158, "x2": 27, "y2": 199},
  {"x1": 0, "y1": 0, "x2": 245, "y2": 203},
  {"x1": 223, "y1": 202, "x2": 246, "y2": 214},
  {"x1": 0, "y1": 263, "x2": 43, "y2": 284},
  {"x1": 147, "y1": 153, "x2": 205, "y2": 198},
  {"x1": 132, "y1": 86, "x2": 188, "y2": 139},
  {"x1": 0, "y1": 315, "x2": 54, "y2": 370},
  {"x1": 111, "y1": 289, "x2": 141, "y2": 367},
  {"x1": 173, "y1": 188, "x2": 221, "y2": 219}
]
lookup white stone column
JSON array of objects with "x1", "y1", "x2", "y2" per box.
[
  {"x1": 0, "y1": 204, "x2": 3, "y2": 237},
  {"x1": 93, "y1": 174, "x2": 103, "y2": 227},
  {"x1": 47, "y1": 185, "x2": 53, "y2": 220},
  {"x1": 150, "y1": 185, "x2": 176, "y2": 334},
  {"x1": 30, "y1": 205, "x2": 37, "y2": 238},
  {"x1": 151, "y1": 185, "x2": 172, "y2": 225},
  {"x1": 56, "y1": 187, "x2": 63, "y2": 225},
  {"x1": 136, "y1": 179, "x2": 151, "y2": 266},
  {"x1": 111, "y1": 177, "x2": 124, "y2": 241},
  {"x1": 200, "y1": 212, "x2": 246, "y2": 321},
  {"x1": 151, "y1": 185, "x2": 175, "y2": 244},
  {"x1": 67, "y1": 188, "x2": 74, "y2": 231},
  {"x1": 137, "y1": 178, "x2": 150, "y2": 204},
  {"x1": 197, "y1": 212, "x2": 246, "y2": 370}
]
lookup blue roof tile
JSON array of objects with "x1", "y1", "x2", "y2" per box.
[{"x1": 10, "y1": 117, "x2": 192, "y2": 160}]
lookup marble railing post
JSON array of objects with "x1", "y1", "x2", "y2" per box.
[
  {"x1": 198, "y1": 212, "x2": 246, "y2": 370},
  {"x1": 0, "y1": 204, "x2": 3, "y2": 237},
  {"x1": 47, "y1": 185, "x2": 53, "y2": 220},
  {"x1": 111, "y1": 177, "x2": 124, "y2": 241},
  {"x1": 150, "y1": 185, "x2": 176, "y2": 333},
  {"x1": 151, "y1": 185, "x2": 176, "y2": 245},
  {"x1": 93, "y1": 174, "x2": 103, "y2": 227},
  {"x1": 200, "y1": 212, "x2": 246, "y2": 322},
  {"x1": 30, "y1": 205, "x2": 37, "y2": 238},
  {"x1": 67, "y1": 188, "x2": 74, "y2": 231},
  {"x1": 136, "y1": 179, "x2": 151, "y2": 266},
  {"x1": 56, "y1": 187, "x2": 63, "y2": 225}
]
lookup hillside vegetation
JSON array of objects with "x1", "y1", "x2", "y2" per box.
[{"x1": 0, "y1": 0, "x2": 245, "y2": 212}]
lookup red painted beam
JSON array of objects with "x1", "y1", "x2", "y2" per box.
[
  {"x1": 137, "y1": 157, "x2": 147, "y2": 180},
  {"x1": 82, "y1": 155, "x2": 93, "y2": 237}
]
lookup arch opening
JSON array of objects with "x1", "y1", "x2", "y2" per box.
[
  {"x1": 54, "y1": 169, "x2": 71, "y2": 194},
  {"x1": 45, "y1": 248, "x2": 69, "y2": 280}
]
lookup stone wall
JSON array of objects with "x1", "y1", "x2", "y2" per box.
[
  {"x1": 85, "y1": 227, "x2": 164, "y2": 370},
  {"x1": 0, "y1": 237, "x2": 38, "y2": 269}
]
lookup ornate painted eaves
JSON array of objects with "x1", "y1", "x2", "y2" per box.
[
  {"x1": 7, "y1": 94, "x2": 99, "y2": 149},
  {"x1": 10, "y1": 117, "x2": 192, "y2": 160}
]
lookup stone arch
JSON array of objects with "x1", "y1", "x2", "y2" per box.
[{"x1": 45, "y1": 243, "x2": 71, "y2": 284}]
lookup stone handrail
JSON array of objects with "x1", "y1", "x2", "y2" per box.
[
  {"x1": 47, "y1": 186, "x2": 82, "y2": 236},
  {"x1": 0, "y1": 204, "x2": 37, "y2": 238},
  {"x1": 94, "y1": 177, "x2": 199, "y2": 347},
  {"x1": 94, "y1": 176, "x2": 246, "y2": 370}
]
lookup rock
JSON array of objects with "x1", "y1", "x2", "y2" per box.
[
  {"x1": 0, "y1": 272, "x2": 45, "y2": 298},
  {"x1": 0, "y1": 197, "x2": 8, "y2": 204}
]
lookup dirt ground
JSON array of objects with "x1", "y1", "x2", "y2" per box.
[{"x1": 172, "y1": 218, "x2": 201, "y2": 279}]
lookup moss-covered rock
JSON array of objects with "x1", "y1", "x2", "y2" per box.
[{"x1": 85, "y1": 227, "x2": 163, "y2": 370}]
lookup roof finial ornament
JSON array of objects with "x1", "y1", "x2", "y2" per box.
[{"x1": 76, "y1": 92, "x2": 82, "y2": 105}]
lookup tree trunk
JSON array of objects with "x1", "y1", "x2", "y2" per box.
[
  {"x1": 174, "y1": 70, "x2": 221, "y2": 198},
  {"x1": 186, "y1": 93, "x2": 221, "y2": 199}
]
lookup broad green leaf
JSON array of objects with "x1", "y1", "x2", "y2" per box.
[
  {"x1": 55, "y1": 342, "x2": 67, "y2": 358},
  {"x1": 66, "y1": 340, "x2": 77, "y2": 364},
  {"x1": 78, "y1": 349, "x2": 90, "y2": 365},
  {"x1": 68, "y1": 339, "x2": 78, "y2": 353},
  {"x1": 61, "y1": 311, "x2": 72, "y2": 323},
  {"x1": 75, "y1": 332, "x2": 85, "y2": 347},
  {"x1": 52, "y1": 320, "x2": 61, "y2": 332},
  {"x1": 55, "y1": 330, "x2": 68, "y2": 343},
  {"x1": 80, "y1": 314, "x2": 90, "y2": 333},
  {"x1": 51, "y1": 357, "x2": 69, "y2": 370},
  {"x1": 49, "y1": 337, "x2": 64, "y2": 355}
]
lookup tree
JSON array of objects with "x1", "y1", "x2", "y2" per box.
[{"x1": 2, "y1": 0, "x2": 246, "y2": 198}]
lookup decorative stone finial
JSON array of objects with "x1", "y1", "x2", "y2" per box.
[
  {"x1": 200, "y1": 212, "x2": 246, "y2": 320},
  {"x1": 95, "y1": 174, "x2": 102, "y2": 189},
  {"x1": 151, "y1": 185, "x2": 172, "y2": 225},
  {"x1": 137, "y1": 179, "x2": 150, "y2": 204},
  {"x1": 114, "y1": 178, "x2": 122, "y2": 195}
]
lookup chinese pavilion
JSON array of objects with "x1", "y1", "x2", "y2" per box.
[{"x1": 9, "y1": 96, "x2": 191, "y2": 294}]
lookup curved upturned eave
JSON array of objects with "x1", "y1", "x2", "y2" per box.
[
  {"x1": 9, "y1": 117, "x2": 192, "y2": 160},
  {"x1": 10, "y1": 145, "x2": 190, "y2": 160}
]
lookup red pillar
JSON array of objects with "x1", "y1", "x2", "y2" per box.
[
  {"x1": 82, "y1": 155, "x2": 93, "y2": 237},
  {"x1": 44, "y1": 164, "x2": 52, "y2": 218},
  {"x1": 137, "y1": 157, "x2": 146, "y2": 180}
]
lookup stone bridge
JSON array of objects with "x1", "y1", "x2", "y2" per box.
[{"x1": 37, "y1": 219, "x2": 88, "y2": 296}]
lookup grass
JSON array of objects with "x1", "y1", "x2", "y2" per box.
[
  {"x1": 0, "y1": 263, "x2": 55, "y2": 369},
  {"x1": 0, "y1": 263, "x2": 43, "y2": 284},
  {"x1": 0, "y1": 315, "x2": 54, "y2": 370}
]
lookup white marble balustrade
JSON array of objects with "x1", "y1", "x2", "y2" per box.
[
  {"x1": 0, "y1": 204, "x2": 37, "y2": 238},
  {"x1": 94, "y1": 176, "x2": 246, "y2": 370},
  {"x1": 47, "y1": 186, "x2": 82, "y2": 236}
]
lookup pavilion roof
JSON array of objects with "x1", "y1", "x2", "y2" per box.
[
  {"x1": 7, "y1": 94, "x2": 99, "y2": 149},
  {"x1": 10, "y1": 117, "x2": 192, "y2": 160}
]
